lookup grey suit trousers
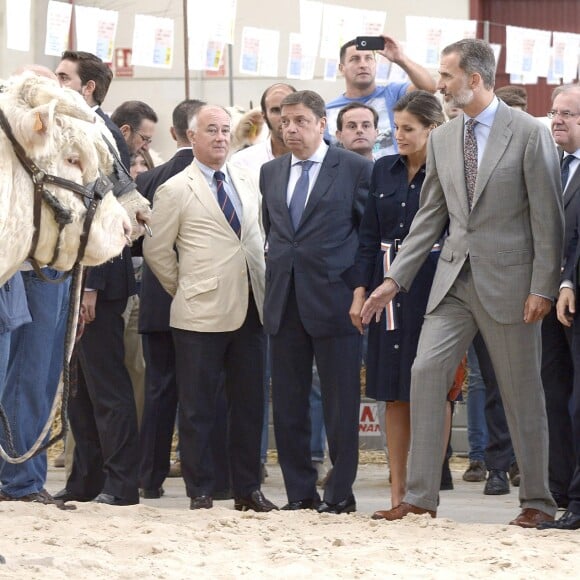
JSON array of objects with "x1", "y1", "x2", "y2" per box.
[{"x1": 405, "y1": 261, "x2": 556, "y2": 516}]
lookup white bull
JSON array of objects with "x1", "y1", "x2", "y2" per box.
[{"x1": 0, "y1": 73, "x2": 150, "y2": 286}]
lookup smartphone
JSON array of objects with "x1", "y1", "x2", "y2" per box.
[{"x1": 355, "y1": 36, "x2": 385, "y2": 51}]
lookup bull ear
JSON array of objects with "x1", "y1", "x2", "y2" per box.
[{"x1": 16, "y1": 103, "x2": 51, "y2": 150}]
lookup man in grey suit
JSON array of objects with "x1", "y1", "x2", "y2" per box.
[
  {"x1": 261, "y1": 90, "x2": 372, "y2": 514},
  {"x1": 362, "y1": 39, "x2": 563, "y2": 527}
]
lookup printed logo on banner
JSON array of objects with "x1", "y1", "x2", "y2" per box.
[{"x1": 359, "y1": 402, "x2": 381, "y2": 435}]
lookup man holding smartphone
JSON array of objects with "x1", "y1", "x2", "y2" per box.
[{"x1": 325, "y1": 36, "x2": 436, "y2": 160}]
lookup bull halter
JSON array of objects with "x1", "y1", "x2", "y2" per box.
[{"x1": 0, "y1": 107, "x2": 113, "y2": 281}]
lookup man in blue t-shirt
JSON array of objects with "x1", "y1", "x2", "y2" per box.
[{"x1": 326, "y1": 37, "x2": 436, "y2": 160}]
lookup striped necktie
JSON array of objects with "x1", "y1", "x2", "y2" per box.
[
  {"x1": 214, "y1": 171, "x2": 241, "y2": 237},
  {"x1": 561, "y1": 154, "x2": 575, "y2": 191}
]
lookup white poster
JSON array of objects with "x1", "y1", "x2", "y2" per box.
[
  {"x1": 6, "y1": 0, "x2": 31, "y2": 52},
  {"x1": 187, "y1": 0, "x2": 237, "y2": 46},
  {"x1": 551, "y1": 31, "x2": 580, "y2": 82},
  {"x1": 287, "y1": 33, "x2": 315, "y2": 80},
  {"x1": 405, "y1": 16, "x2": 477, "y2": 68},
  {"x1": 75, "y1": 6, "x2": 118, "y2": 63},
  {"x1": 131, "y1": 15, "x2": 174, "y2": 69},
  {"x1": 45, "y1": 0, "x2": 73, "y2": 57},
  {"x1": 239, "y1": 27, "x2": 279, "y2": 76},
  {"x1": 300, "y1": 0, "x2": 323, "y2": 58},
  {"x1": 505, "y1": 25, "x2": 551, "y2": 78}
]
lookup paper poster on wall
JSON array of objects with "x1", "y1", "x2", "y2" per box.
[
  {"x1": 188, "y1": 38, "x2": 226, "y2": 71},
  {"x1": 505, "y1": 25, "x2": 551, "y2": 78},
  {"x1": 323, "y1": 58, "x2": 338, "y2": 82},
  {"x1": 187, "y1": 0, "x2": 237, "y2": 47},
  {"x1": 551, "y1": 31, "x2": 580, "y2": 82},
  {"x1": 75, "y1": 6, "x2": 118, "y2": 63},
  {"x1": 45, "y1": 0, "x2": 72, "y2": 57},
  {"x1": 287, "y1": 33, "x2": 315, "y2": 80},
  {"x1": 239, "y1": 27, "x2": 279, "y2": 76},
  {"x1": 405, "y1": 16, "x2": 477, "y2": 69},
  {"x1": 300, "y1": 0, "x2": 323, "y2": 58},
  {"x1": 131, "y1": 15, "x2": 174, "y2": 68},
  {"x1": 490, "y1": 43, "x2": 502, "y2": 65},
  {"x1": 6, "y1": 0, "x2": 31, "y2": 52}
]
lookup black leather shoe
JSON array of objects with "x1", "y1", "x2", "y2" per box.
[
  {"x1": 94, "y1": 493, "x2": 138, "y2": 506},
  {"x1": 52, "y1": 488, "x2": 93, "y2": 503},
  {"x1": 484, "y1": 470, "x2": 509, "y2": 495},
  {"x1": 316, "y1": 494, "x2": 356, "y2": 514},
  {"x1": 190, "y1": 495, "x2": 213, "y2": 510},
  {"x1": 234, "y1": 490, "x2": 278, "y2": 512},
  {"x1": 537, "y1": 510, "x2": 580, "y2": 530},
  {"x1": 139, "y1": 487, "x2": 164, "y2": 499},
  {"x1": 281, "y1": 498, "x2": 321, "y2": 510}
]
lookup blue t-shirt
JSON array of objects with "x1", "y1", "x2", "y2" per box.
[{"x1": 326, "y1": 83, "x2": 409, "y2": 160}]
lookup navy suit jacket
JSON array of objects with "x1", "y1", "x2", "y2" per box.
[
  {"x1": 560, "y1": 149, "x2": 580, "y2": 265},
  {"x1": 137, "y1": 148, "x2": 194, "y2": 333},
  {"x1": 85, "y1": 108, "x2": 134, "y2": 300},
  {"x1": 260, "y1": 146, "x2": 372, "y2": 337}
]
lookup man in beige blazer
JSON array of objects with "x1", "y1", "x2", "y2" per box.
[
  {"x1": 144, "y1": 105, "x2": 276, "y2": 512},
  {"x1": 362, "y1": 39, "x2": 564, "y2": 527}
]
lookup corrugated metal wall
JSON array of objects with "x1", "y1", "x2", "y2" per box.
[{"x1": 471, "y1": 0, "x2": 580, "y2": 115}]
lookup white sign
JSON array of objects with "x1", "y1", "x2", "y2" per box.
[
  {"x1": 239, "y1": 27, "x2": 279, "y2": 76},
  {"x1": 75, "y1": 6, "x2": 118, "y2": 63},
  {"x1": 6, "y1": 0, "x2": 31, "y2": 52},
  {"x1": 131, "y1": 15, "x2": 174, "y2": 69},
  {"x1": 505, "y1": 25, "x2": 551, "y2": 78},
  {"x1": 45, "y1": 0, "x2": 72, "y2": 57}
]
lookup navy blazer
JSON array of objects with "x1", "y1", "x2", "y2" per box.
[
  {"x1": 560, "y1": 149, "x2": 580, "y2": 265},
  {"x1": 260, "y1": 146, "x2": 372, "y2": 337},
  {"x1": 137, "y1": 149, "x2": 194, "y2": 333},
  {"x1": 85, "y1": 108, "x2": 135, "y2": 300}
]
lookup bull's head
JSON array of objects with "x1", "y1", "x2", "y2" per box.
[{"x1": 0, "y1": 74, "x2": 135, "y2": 284}]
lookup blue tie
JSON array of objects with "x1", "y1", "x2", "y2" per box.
[
  {"x1": 289, "y1": 160, "x2": 314, "y2": 230},
  {"x1": 561, "y1": 154, "x2": 575, "y2": 191},
  {"x1": 214, "y1": 171, "x2": 241, "y2": 238}
]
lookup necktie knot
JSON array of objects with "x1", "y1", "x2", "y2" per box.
[
  {"x1": 298, "y1": 160, "x2": 314, "y2": 172},
  {"x1": 465, "y1": 118, "x2": 478, "y2": 131},
  {"x1": 214, "y1": 170, "x2": 225, "y2": 183}
]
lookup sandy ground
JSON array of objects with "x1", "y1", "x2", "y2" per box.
[{"x1": 0, "y1": 462, "x2": 579, "y2": 578}]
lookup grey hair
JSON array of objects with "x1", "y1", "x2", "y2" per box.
[{"x1": 441, "y1": 39, "x2": 496, "y2": 90}]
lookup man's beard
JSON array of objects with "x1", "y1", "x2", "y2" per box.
[{"x1": 449, "y1": 86, "x2": 474, "y2": 109}]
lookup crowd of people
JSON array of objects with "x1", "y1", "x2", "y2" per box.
[{"x1": 0, "y1": 35, "x2": 579, "y2": 531}]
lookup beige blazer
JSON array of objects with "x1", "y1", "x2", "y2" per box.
[
  {"x1": 143, "y1": 161, "x2": 265, "y2": 332},
  {"x1": 388, "y1": 101, "x2": 564, "y2": 325}
]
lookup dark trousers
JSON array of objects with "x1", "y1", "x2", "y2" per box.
[
  {"x1": 271, "y1": 285, "x2": 361, "y2": 505},
  {"x1": 541, "y1": 308, "x2": 575, "y2": 502},
  {"x1": 568, "y1": 319, "x2": 580, "y2": 514},
  {"x1": 139, "y1": 331, "x2": 178, "y2": 490},
  {"x1": 171, "y1": 296, "x2": 264, "y2": 498},
  {"x1": 472, "y1": 332, "x2": 515, "y2": 472},
  {"x1": 68, "y1": 297, "x2": 140, "y2": 502}
]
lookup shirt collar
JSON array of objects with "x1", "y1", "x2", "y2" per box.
[
  {"x1": 194, "y1": 159, "x2": 229, "y2": 182},
  {"x1": 464, "y1": 96, "x2": 499, "y2": 128},
  {"x1": 291, "y1": 140, "x2": 328, "y2": 167},
  {"x1": 564, "y1": 148, "x2": 580, "y2": 160}
]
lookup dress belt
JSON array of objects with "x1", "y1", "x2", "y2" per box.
[{"x1": 380, "y1": 239, "x2": 441, "y2": 254}]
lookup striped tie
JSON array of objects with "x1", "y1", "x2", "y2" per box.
[{"x1": 214, "y1": 171, "x2": 241, "y2": 238}]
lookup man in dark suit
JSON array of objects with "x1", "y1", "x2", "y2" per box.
[
  {"x1": 54, "y1": 51, "x2": 140, "y2": 506},
  {"x1": 543, "y1": 143, "x2": 580, "y2": 528},
  {"x1": 136, "y1": 98, "x2": 204, "y2": 498},
  {"x1": 540, "y1": 84, "x2": 580, "y2": 509},
  {"x1": 260, "y1": 90, "x2": 372, "y2": 514}
]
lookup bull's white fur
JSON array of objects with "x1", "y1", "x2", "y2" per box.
[{"x1": 0, "y1": 73, "x2": 150, "y2": 286}]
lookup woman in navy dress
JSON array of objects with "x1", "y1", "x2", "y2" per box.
[{"x1": 349, "y1": 91, "x2": 445, "y2": 508}]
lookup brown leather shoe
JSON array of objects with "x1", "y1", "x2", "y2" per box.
[
  {"x1": 509, "y1": 508, "x2": 554, "y2": 528},
  {"x1": 371, "y1": 502, "x2": 436, "y2": 521}
]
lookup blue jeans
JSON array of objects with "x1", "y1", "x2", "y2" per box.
[
  {"x1": 0, "y1": 269, "x2": 70, "y2": 497},
  {"x1": 466, "y1": 343, "x2": 488, "y2": 463},
  {"x1": 0, "y1": 331, "x2": 9, "y2": 399},
  {"x1": 260, "y1": 337, "x2": 326, "y2": 463}
]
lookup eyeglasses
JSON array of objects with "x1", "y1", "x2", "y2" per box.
[
  {"x1": 134, "y1": 130, "x2": 152, "y2": 144},
  {"x1": 547, "y1": 110, "x2": 580, "y2": 120}
]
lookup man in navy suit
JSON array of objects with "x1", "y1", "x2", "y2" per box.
[
  {"x1": 54, "y1": 51, "x2": 139, "y2": 506},
  {"x1": 260, "y1": 90, "x2": 372, "y2": 513},
  {"x1": 136, "y1": 99, "x2": 204, "y2": 498}
]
